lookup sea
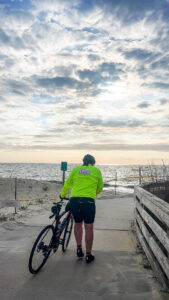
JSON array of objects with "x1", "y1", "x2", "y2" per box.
[{"x1": 0, "y1": 163, "x2": 168, "y2": 194}]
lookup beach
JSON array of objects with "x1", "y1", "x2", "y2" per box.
[
  {"x1": 0, "y1": 177, "x2": 62, "y2": 219},
  {"x1": 0, "y1": 180, "x2": 125, "y2": 226},
  {"x1": 0, "y1": 176, "x2": 132, "y2": 222}
]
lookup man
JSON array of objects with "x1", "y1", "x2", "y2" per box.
[{"x1": 61, "y1": 154, "x2": 104, "y2": 263}]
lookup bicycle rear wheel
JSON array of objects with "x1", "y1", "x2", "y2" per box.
[
  {"x1": 62, "y1": 214, "x2": 73, "y2": 252},
  {"x1": 28, "y1": 225, "x2": 54, "y2": 274}
]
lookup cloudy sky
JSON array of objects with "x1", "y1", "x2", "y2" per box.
[{"x1": 0, "y1": 0, "x2": 169, "y2": 164}]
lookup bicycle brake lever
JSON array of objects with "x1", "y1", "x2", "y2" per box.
[
  {"x1": 49, "y1": 214, "x2": 54, "y2": 219},
  {"x1": 53, "y1": 201, "x2": 62, "y2": 205}
]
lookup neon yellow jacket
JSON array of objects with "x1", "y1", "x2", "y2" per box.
[{"x1": 61, "y1": 164, "x2": 104, "y2": 200}]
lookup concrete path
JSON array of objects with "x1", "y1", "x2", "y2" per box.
[{"x1": 0, "y1": 194, "x2": 166, "y2": 300}]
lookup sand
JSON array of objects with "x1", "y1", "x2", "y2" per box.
[
  {"x1": 0, "y1": 177, "x2": 62, "y2": 220},
  {"x1": 0, "y1": 177, "x2": 129, "y2": 223}
]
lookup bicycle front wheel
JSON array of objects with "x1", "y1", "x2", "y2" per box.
[
  {"x1": 28, "y1": 225, "x2": 54, "y2": 274},
  {"x1": 62, "y1": 214, "x2": 73, "y2": 252}
]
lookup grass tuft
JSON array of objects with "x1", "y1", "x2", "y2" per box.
[
  {"x1": 0, "y1": 214, "x2": 7, "y2": 222},
  {"x1": 160, "y1": 290, "x2": 169, "y2": 294},
  {"x1": 20, "y1": 206, "x2": 28, "y2": 210}
]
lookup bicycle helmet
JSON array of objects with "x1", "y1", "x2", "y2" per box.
[{"x1": 83, "y1": 154, "x2": 95, "y2": 166}]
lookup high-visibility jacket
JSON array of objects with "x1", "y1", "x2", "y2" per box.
[{"x1": 61, "y1": 164, "x2": 104, "y2": 200}]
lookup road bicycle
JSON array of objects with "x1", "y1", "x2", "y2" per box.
[{"x1": 28, "y1": 197, "x2": 73, "y2": 274}]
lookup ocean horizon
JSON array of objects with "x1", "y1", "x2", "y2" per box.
[{"x1": 0, "y1": 162, "x2": 168, "y2": 194}]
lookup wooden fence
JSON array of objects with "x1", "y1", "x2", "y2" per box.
[{"x1": 134, "y1": 186, "x2": 169, "y2": 288}]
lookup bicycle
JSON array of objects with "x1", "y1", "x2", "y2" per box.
[{"x1": 28, "y1": 197, "x2": 73, "y2": 274}]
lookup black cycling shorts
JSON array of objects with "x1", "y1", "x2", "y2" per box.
[{"x1": 70, "y1": 197, "x2": 96, "y2": 224}]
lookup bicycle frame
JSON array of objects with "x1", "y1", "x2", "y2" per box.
[
  {"x1": 53, "y1": 210, "x2": 72, "y2": 243},
  {"x1": 49, "y1": 197, "x2": 72, "y2": 247}
]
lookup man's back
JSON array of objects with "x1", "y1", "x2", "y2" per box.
[{"x1": 61, "y1": 164, "x2": 103, "y2": 199}]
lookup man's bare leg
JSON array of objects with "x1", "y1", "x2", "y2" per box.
[
  {"x1": 84, "y1": 223, "x2": 94, "y2": 253},
  {"x1": 74, "y1": 222, "x2": 84, "y2": 258},
  {"x1": 74, "y1": 222, "x2": 83, "y2": 246}
]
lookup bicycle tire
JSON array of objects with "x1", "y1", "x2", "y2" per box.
[
  {"x1": 62, "y1": 214, "x2": 73, "y2": 252},
  {"x1": 28, "y1": 225, "x2": 55, "y2": 274}
]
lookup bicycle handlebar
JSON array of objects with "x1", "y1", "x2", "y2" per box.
[
  {"x1": 59, "y1": 196, "x2": 70, "y2": 201},
  {"x1": 49, "y1": 197, "x2": 70, "y2": 219}
]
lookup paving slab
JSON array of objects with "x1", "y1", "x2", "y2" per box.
[{"x1": 0, "y1": 194, "x2": 167, "y2": 300}]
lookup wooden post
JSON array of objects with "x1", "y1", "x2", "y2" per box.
[
  {"x1": 115, "y1": 171, "x2": 117, "y2": 195},
  {"x1": 14, "y1": 177, "x2": 17, "y2": 214},
  {"x1": 139, "y1": 167, "x2": 142, "y2": 185},
  {"x1": 62, "y1": 171, "x2": 65, "y2": 185}
]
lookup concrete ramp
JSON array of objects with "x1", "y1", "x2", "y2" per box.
[{"x1": 0, "y1": 195, "x2": 166, "y2": 300}]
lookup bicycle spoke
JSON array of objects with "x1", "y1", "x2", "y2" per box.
[
  {"x1": 62, "y1": 215, "x2": 73, "y2": 252},
  {"x1": 29, "y1": 225, "x2": 54, "y2": 274}
]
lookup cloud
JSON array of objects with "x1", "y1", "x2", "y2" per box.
[
  {"x1": 159, "y1": 98, "x2": 169, "y2": 105},
  {"x1": 35, "y1": 61, "x2": 124, "y2": 96},
  {"x1": 0, "y1": 0, "x2": 169, "y2": 162},
  {"x1": 29, "y1": 94, "x2": 61, "y2": 104},
  {"x1": 0, "y1": 3, "x2": 34, "y2": 31},
  {"x1": 1, "y1": 141, "x2": 168, "y2": 152},
  {"x1": 48, "y1": 128, "x2": 67, "y2": 133},
  {"x1": 0, "y1": 28, "x2": 26, "y2": 50},
  {"x1": 0, "y1": 96, "x2": 6, "y2": 102},
  {"x1": 123, "y1": 48, "x2": 154, "y2": 61},
  {"x1": 77, "y1": 62, "x2": 123, "y2": 85},
  {"x1": 148, "y1": 82, "x2": 169, "y2": 89},
  {"x1": 72, "y1": 117, "x2": 146, "y2": 128},
  {"x1": 2, "y1": 79, "x2": 31, "y2": 95},
  {"x1": 37, "y1": 76, "x2": 81, "y2": 90},
  {"x1": 4, "y1": 58, "x2": 15, "y2": 68},
  {"x1": 34, "y1": 130, "x2": 66, "y2": 139},
  {"x1": 0, "y1": 28, "x2": 10, "y2": 44},
  {"x1": 12, "y1": 90, "x2": 25, "y2": 96},
  {"x1": 138, "y1": 101, "x2": 150, "y2": 108},
  {"x1": 87, "y1": 54, "x2": 100, "y2": 61},
  {"x1": 65, "y1": 103, "x2": 86, "y2": 109},
  {"x1": 77, "y1": 69, "x2": 101, "y2": 84},
  {"x1": 77, "y1": 0, "x2": 161, "y2": 23},
  {"x1": 150, "y1": 56, "x2": 169, "y2": 70}
]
